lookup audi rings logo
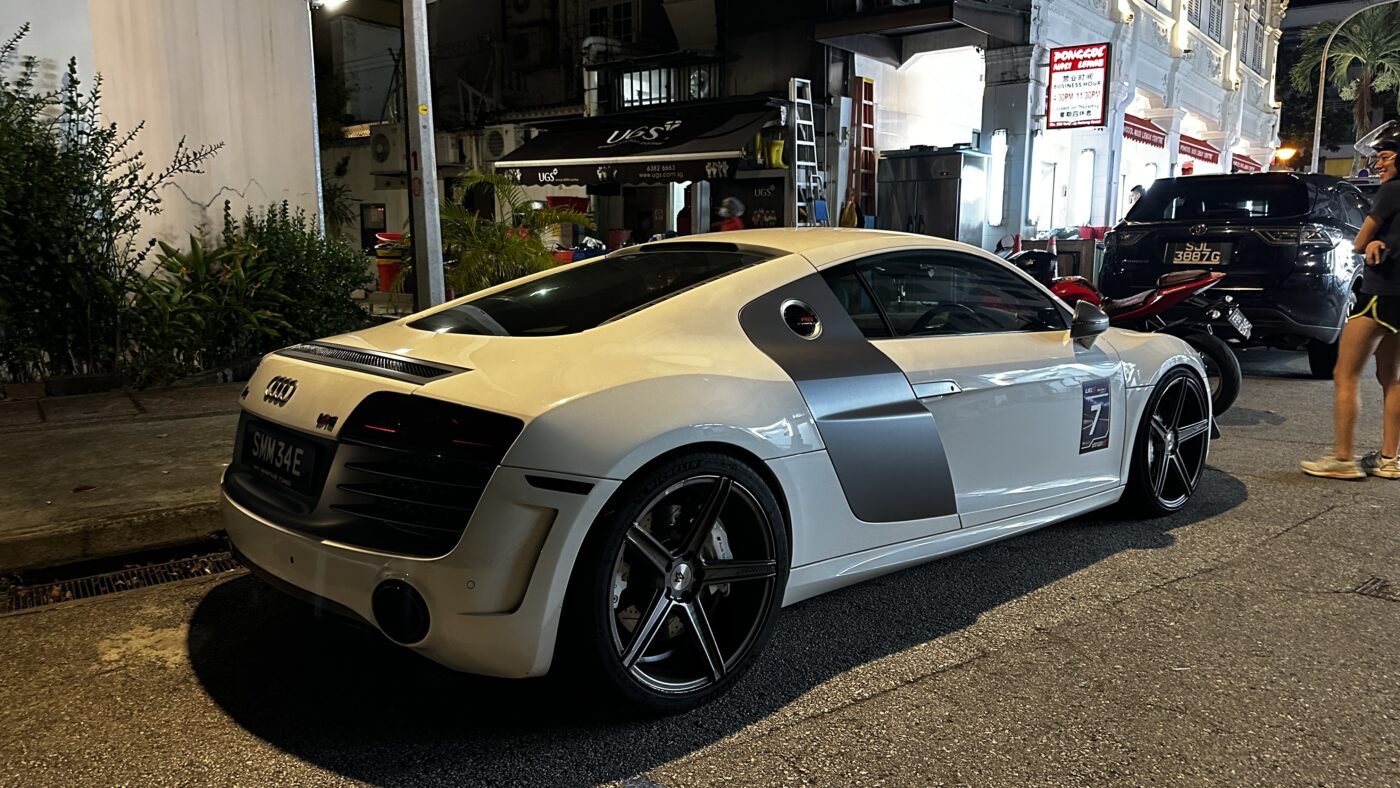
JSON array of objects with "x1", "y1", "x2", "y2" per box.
[
  {"x1": 1190, "y1": 224, "x2": 1209, "y2": 236},
  {"x1": 263, "y1": 376, "x2": 298, "y2": 407}
]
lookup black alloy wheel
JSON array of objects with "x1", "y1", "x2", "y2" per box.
[
  {"x1": 1126, "y1": 367, "x2": 1211, "y2": 516},
  {"x1": 563, "y1": 452, "x2": 788, "y2": 714}
]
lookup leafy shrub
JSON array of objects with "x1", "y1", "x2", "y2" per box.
[
  {"x1": 125, "y1": 236, "x2": 290, "y2": 385},
  {"x1": 223, "y1": 201, "x2": 373, "y2": 346},
  {"x1": 124, "y1": 203, "x2": 375, "y2": 385},
  {"x1": 0, "y1": 24, "x2": 221, "y2": 383},
  {"x1": 397, "y1": 172, "x2": 593, "y2": 296}
]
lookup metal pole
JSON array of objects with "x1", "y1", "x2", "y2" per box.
[
  {"x1": 305, "y1": 1, "x2": 325, "y2": 237},
  {"x1": 402, "y1": 0, "x2": 445, "y2": 309},
  {"x1": 1310, "y1": 0, "x2": 1399, "y2": 174}
]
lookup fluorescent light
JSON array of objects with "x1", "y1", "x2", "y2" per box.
[{"x1": 988, "y1": 130, "x2": 1008, "y2": 227}]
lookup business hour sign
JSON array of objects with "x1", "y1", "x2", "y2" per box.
[{"x1": 1047, "y1": 43, "x2": 1110, "y2": 129}]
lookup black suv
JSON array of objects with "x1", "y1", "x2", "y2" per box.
[{"x1": 1100, "y1": 173, "x2": 1365, "y2": 377}]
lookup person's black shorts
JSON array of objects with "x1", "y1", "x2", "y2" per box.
[{"x1": 1350, "y1": 294, "x2": 1400, "y2": 333}]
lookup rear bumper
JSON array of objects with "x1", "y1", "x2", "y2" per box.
[
  {"x1": 223, "y1": 465, "x2": 621, "y2": 678},
  {"x1": 1219, "y1": 285, "x2": 1347, "y2": 345}
]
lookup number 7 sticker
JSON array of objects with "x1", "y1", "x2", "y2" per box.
[{"x1": 1081, "y1": 379, "x2": 1112, "y2": 453}]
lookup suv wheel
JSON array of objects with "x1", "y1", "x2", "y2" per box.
[{"x1": 1307, "y1": 340, "x2": 1338, "y2": 380}]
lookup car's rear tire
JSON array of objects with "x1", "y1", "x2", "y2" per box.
[
  {"x1": 1123, "y1": 367, "x2": 1211, "y2": 517},
  {"x1": 1182, "y1": 332, "x2": 1240, "y2": 415},
  {"x1": 1308, "y1": 339, "x2": 1338, "y2": 380},
  {"x1": 561, "y1": 451, "x2": 789, "y2": 715}
]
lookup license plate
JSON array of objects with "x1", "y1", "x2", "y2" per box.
[
  {"x1": 1226, "y1": 307, "x2": 1252, "y2": 339},
  {"x1": 1168, "y1": 242, "x2": 1230, "y2": 265},
  {"x1": 243, "y1": 422, "x2": 319, "y2": 495}
]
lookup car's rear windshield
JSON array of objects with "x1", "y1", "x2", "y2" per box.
[
  {"x1": 1126, "y1": 178, "x2": 1311, "y2": 222},
  {"x1": 408, "y1": 244, "x2": 773, "y2": 337}
]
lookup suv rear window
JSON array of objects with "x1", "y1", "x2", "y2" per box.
[
  {"x1": 408, "y1": 244, "x2": 772, "y2": 337},
  {"x1": 1126, "y1": 178, "x2": 1310, "y2": 221}
]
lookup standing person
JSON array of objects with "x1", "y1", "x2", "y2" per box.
[
  {"x1": 1302, "y1": 122, "x2": 1400, "y2": 480},
  {"x1": 713, "y1": 197, "x2": 745, "y2": 232}
]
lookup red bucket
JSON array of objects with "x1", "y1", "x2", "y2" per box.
[{"x1": 376, "y1": 260, "x2": 401, "y2": 293}]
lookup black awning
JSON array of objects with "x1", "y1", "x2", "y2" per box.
[{"x1": 495, "y1": 107, "x2": 779, "y2": 187}]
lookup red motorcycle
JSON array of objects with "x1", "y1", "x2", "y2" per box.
[{"x1": 1010, "y1": 251, "x2": 1248, "y2": 414}]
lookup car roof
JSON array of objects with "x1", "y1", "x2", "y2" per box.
[
  {"x1": 634, "y1": 227, "x2": 980, "y2": 265},
  {"x1": 1152, "y1": 172, "x2": 1343, "y2": 187}
]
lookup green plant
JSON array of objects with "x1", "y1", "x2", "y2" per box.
[
  {"x1": 321, "y1": 159, "x2": 358, "y2": 239},
  {"x1": 223, "y1": 201, "x2": 374, "y2": 345},
  {"x1": 423, "y1": 172, "x2": 591, "y2": 296},
  {"x1": 127, "y1": 236, "x2": 289, "y2": 384},
  {"x1": 0, "y1": 24, "x2": 221, "y2": 383}
]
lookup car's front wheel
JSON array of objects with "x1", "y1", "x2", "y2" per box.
[
  {"x1": 1125, "y1": 367, "x2": 1211, "y2": 517},
  {"x1": 563, "y1": 451, "x2": 789, "y2": 714}
]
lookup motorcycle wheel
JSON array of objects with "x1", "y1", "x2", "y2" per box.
[{"x1": 1183, "y1": 332, "x2": 1241, "y2": 415}]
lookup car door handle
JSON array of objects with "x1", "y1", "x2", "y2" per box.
[{"x1": 912, "y1": 380, "x2": 962, "y2": 399}]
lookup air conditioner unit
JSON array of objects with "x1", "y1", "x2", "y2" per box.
[
  {"x1": 477, "y1": 124, "x2": 531, "y2": 169},
  {"x1": 368, "y1": 123, "x2": 407, "y2": 175},
  {"x1": 436, "y1": 134, "x2": 467, "y2": 168}
]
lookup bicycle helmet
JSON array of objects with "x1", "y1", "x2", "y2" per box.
[{"x1": 1355, "y1": 120, "x2": 1400, "y2": 156}]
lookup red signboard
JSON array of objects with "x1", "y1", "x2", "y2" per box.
[
  {"x1": 1231, "y1": 153, "x2": 1263, "y2": 172},
  {"x1": 1047, "y1": 43, "x2": 1111, "y2": 129},
  {"x1": 1124, "y1": 114, "x2": 1167, "y2": 148},
  {"x1": 1180, "y1": 135, "x2": 1221, "y2": 164}
]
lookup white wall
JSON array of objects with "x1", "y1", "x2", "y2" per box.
[
  {"x1": 16, "y1": 0, "x2": 321, "y2": 249},
  {"x1": 5, "y1": 1, "x2": 96, "y2": 92},
  {"x1": 856, "y1": 47, "x2": 986, "y2": 152}
]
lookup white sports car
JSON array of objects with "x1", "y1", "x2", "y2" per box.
[{"x1": 223, "y1": 228, "x2": 1211, "y2": 713}]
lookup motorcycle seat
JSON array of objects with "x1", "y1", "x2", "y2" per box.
[
  {"x1": 1156, "y1": 269, "x2": 1211, "y2": 287},
  {"x1": 1100, "y1": 290, "x2": 1152, "y2": 316}
]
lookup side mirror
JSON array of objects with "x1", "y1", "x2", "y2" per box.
[{"x1": 1070, "y1": 300, "x2": 1110, "y2": 348}]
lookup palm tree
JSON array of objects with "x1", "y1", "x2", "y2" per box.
[
  {"x1": 394, "y1": 172, "x2": 594, "y2": 298},
  {"x1": 1289, "y1": 4, "x2": 1400, "y2": 163},
  {"x1": 438, "y1": 172, "x2": 593, "y2": 296}
]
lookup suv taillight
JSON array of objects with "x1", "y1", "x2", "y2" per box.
[
  {"x1": 1107, "y1": 229, "x2": 1148, "y2": 247},
  {"x1": 1254, "y1": 228, "x2": 1300, "y2": 245}
]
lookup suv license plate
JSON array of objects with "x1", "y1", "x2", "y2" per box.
[
  {"x1": 1226, "y1": 307, "x2": 1252, "y2": 339},
  {"x1": 1168, "y1": 242, "x2": 1230, "y2": 265}
]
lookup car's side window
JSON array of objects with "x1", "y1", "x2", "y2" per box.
[
  {"x1": 841, "y1": 251, "x2": 1069, "y2": 337},
  {"x1": 820, "y1": 264, "x2": 891, "y2": 338},
  {"x1": 1343, "y1": 189, "x2": 1370, "y2": 228}
]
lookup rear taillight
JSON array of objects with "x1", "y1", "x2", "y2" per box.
[
  {"x1": 1108, "y1": 229, "x2": 1148, "y2": 247},
  {"x1": 1254, "y1": 228, "x2": 1300, "y2": 245},
  {"x1": 1299, "y1": 225, "x2": 1336, "y2": 249},
  {"x1": 340, "y1": 392, "x2": 524, "y2": 465},
  {"x1": 1255, "y1": 225, "x2": 1336, "y2": 249}
]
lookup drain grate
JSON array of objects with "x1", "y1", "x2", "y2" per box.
[
  {"x1": 3, "y1": 551, "x2": 242, "y2": 614},
  {"x1": 1353, "y1": 576, "x2": 1399, "y2": 603}
]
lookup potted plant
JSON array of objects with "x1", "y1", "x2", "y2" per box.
[{"x1": 397, "y1": 172, "x2": 593, "y2": 298}]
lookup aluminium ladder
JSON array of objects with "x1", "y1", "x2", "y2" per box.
[{"x1": 789, "y1": 78, "x2": 825, "y2": 227}]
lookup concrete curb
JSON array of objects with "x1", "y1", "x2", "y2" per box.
[{"x1": 0, "y1": 501, "x2": 223, "y2": 575}]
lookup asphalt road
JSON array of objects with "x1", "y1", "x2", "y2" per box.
[{"x1": 2, "y1": 350, "x2": 1398, "y2": 787}]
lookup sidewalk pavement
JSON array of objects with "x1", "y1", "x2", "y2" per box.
[{"x1": 0, "y1": 383, "x2": 243, "y2": 574}]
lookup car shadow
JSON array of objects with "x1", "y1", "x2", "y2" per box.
[
  {"x1": 1217, "y1": 406, "x2": 1286, "y2": 427},
  {"x1": 187, "y1": 470, "x2": 1246, "y2": 787}
]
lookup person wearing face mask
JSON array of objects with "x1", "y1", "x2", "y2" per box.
[
  {"x1": 713, "y1": 197, "x2": 746, "y2": 232},
  {"x1": 1302, "y1": 122, "x2": 1400, "y2": 480}
]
